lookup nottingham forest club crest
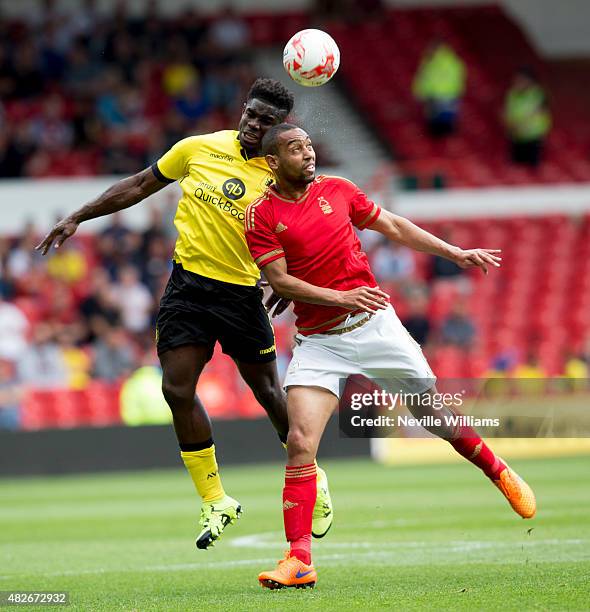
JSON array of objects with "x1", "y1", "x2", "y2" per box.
[{"x1": 318, "y1": 196, "x2": 333, "y2": 215}]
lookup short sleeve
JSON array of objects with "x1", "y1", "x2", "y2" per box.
[
  {"x1": 348, "y1": 183, "x2": 381, "y2": 230},
  {"x1": 244, "y1": 201, "x2": 285, "y2": 269},
  {"x1": 152, "y1": 137, "x2": 200, "y2": 183}
]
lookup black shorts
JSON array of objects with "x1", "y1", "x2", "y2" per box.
[{"x1": 156, "y1": 262, "x2": 276, "y2": 363}]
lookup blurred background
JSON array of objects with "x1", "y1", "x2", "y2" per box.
[{"x1": 0, "y1": 0, "x2": 589, "y2": 467}]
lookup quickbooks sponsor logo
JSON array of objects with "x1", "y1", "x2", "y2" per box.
[
  {"x1": 194, "y1": 187, "x2": 245, "y2": 221},
  {"x1": 222, "y1": 178, "x2": 246, "y2": 200}
]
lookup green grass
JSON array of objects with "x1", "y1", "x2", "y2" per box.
[{"x1": 1, "y1": 455, "x2": 589, "y2": 611}]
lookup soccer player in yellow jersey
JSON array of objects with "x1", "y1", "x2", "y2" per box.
[{"x1": 37, "y1": 79, "x2": 333, "y2": 550}]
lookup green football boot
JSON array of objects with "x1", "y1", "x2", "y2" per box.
[
  {"x1": 196, "y1": 495, "x2": 242, "y2": 549},
  {"x1": 312, "y1": 466, "x2": 333, "y2": 538}
]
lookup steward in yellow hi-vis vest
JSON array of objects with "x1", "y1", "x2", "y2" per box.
[{"x1": 153, "y1": 130, "x2": 274, "y2": 286}]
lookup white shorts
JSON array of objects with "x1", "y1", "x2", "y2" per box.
[{"x1": 284, "y1": 305, "x2": 436, "y2": 398}]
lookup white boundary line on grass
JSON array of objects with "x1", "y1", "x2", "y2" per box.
[
  {"x1": 0, "y1": 538, "x2": 586, "y2": 581},
  {"x1": 229, "y1": 532, "x2": 587, "y2": 551}
]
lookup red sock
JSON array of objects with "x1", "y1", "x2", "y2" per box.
[
  {"x1": 449, "y1": 425, "x2": 506, "y2": 480},
  {"x1": 283, "y1": 463, "x2": 316, "y2": 565}
]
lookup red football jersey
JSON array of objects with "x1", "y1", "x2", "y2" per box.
[{"x1": 245, "y1": 175, "x2": 381, "y2": 335}]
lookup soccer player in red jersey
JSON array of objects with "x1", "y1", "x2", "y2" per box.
[{"x1": 245, "y1": 124, "x2": 536, "y2": 589}]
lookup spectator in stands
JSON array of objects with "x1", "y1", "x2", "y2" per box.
[
  {"x1": 162, "y1": 37, "x2": 200, "y2": 98},
  {"x1": 80, "y1": 268, "x2": 121, "y2": 340},
  {"x1": 370, "y1": 237, "x2": 415, "y2": 284},
  {"x1": 39, "y1": 20, "x2": 68, "y2": 81},
  {"x1": 401, "y1": 288, "x2": 431, "y2": 346},
  {"x1": 28, "y1": 95, "x2": 73, "y2": 152},
  {"x1": 503, "y1": 67, "x2": 552, "y2": 167},
  {"x1": 140, "y1": 235, "x2": 172, "y2": 294},
  {"x1": 0, "y1": 237, "x2": 15, "y2": 299},
  {"x1": 563, "y1": 351, "x2": 588, "y2": 391},
  {"x1": 313, "y1": 0, "x2": 350, "y2": 21},
  {"x1": 208, "y1": 6, "x2": 251, "y2": 61},
  {"x1": 57, "y1": 326, "x2": 91, "y2": 390},
  {"x1": 176, "y1": 7, "x2": 209, "y2": 54},
  {"x1": 206, "y1": 64, "x2": 241, "y2": 114},
  {"x1": 512, "y1": 351, "x2": 547, "y2": 395},
  {"x1": 92, "y1": 325, "x2": 135, "y2": 382},
  {"x1": 0, "y1": 44, "x2": 12, "y2": 99},
  {"x1": 0, "y1": 5, "x2": 263, "y2": 178},
  {"x1": 513, "y1": 351, "x2": 546, "y2": 378},
  {"x1": 120, "y1": 350, "x2": 172, "y2": 426},
  {"x1": 431, "y1": 251, "x2": 461, "y2": 278},
  {"x1": 18, "y1": 322, "x2": 68, "y2": 388},
  {"x1": 10, "y1": 45, "x2": 44, "y2": 99},
  {"x1": 0, "y1": 296, "x2": 29, "y2": 361},
  {"x1": 67, "y1": 0, "x2": 101, "y2": 41},
  {"x1": 440, "y1": 299, "x2": 475, "y2": 348},
  {"x1": 413, "y1": 39, "x2": 466, "y2": 137},
  {"x1": 45, "y1": 280, "x2": 78, "y2": 325},
  {"x1": 46, "y1": 239, "x2": 87, "y2": 284},
  {"x1": 351, "y1": 0, "x2": 385, "y2": 20},
  {"x1": 96, "y1": 213, "x2": 134, "y2": 278},
  {"x1": 174, "y1": 78, "x2": 211, "y2": 123},
  {"x1": 64, "y1": 42, "x2": 102, "y2": 96},
  {"x1": 0, "y1": 125, "x2": 36, "y2": 178},
  {"x1": 7, "y1": 222, "x2": 41, "y2": 279},
  {"x1": 429, "y1": 227, "x2": 471, "y2": 291},
  {"x1": 112, "y1": 265, "x2": 153, "y2": 333},
  {"x1": 101, "y1": 211, "x2": 131, "y2": 243},
  {"x1": 140, "y1": 206, "x2": 166, "y2": 255},
  {"x1": 0, "y1": 358, "x2": 23, "y2": 431}
]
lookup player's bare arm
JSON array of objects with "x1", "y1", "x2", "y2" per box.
[
  {"x1": 36, "y1": 167, "x2": 167, "y2": 255},
  {"x1": 368, "y1": 209, "x2": 502, "y2": 274},
  {"x1": 262, "y1": 257, "x2": 389, "y2": 313}
]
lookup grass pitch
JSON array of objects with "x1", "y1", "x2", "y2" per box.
[{"x1": 1, "y1": 455, "x2": 589, "y2": 611}]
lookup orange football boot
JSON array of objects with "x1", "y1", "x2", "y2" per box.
[
  {"x1": 258, "y1": 552, "x2": 317, "y2": 589},
  {"x1": 493, "y1": 464, "x2": 536, "y2": 518}
]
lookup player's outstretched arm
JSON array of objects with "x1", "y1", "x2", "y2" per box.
[
  {"x1": 368, "y1": 210, "x2": 502, "y2": 275},
  {"x1": 262, "y1": 258, "x2": 389, "y2": 313},
  {"x1": 36, "y1": 167, "x2": 168, "y2": 255}
]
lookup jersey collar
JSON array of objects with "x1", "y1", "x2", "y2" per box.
[
  {"x1": 235, "y1": 133, "x2": 261, "y2": 162},
  {"x1": 270, "y1": 180, "x2": 314, "y2": 204}
]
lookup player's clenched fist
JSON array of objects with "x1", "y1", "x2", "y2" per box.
[{"x1": 336, "y1": 286, "x2": 390, "y2": 313}]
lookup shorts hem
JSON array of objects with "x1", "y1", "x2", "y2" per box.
[
  {"x1": 284, "y1": 377, "x2": 341, "y2": 398},
  {"x1": 156, "y1": 340, "x2": 214, "y2": 358},
  {"x1": 284, "y1": 384, "x2": 340, "y2": 399},
  {"x1": 222, "y1": 347, "x2": 277, "y2": 364}
]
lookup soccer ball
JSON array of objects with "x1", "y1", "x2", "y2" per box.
[{"x1": 283, "y1": 29, "x2": 340, "y2": 87}]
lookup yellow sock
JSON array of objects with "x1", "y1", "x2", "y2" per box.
[{"x1": 181, "y1": 445, "x2": 225, "y2": 503}]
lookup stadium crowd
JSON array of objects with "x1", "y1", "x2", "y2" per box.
[
  {"x1": 0, "y1": 208, "x2": 589, "y2": 431},
  {"x1": 0, "y1": 0, "x2": 257, "y2": 178},
  {"x1": 0, "y1": 2, "x2": 588, "y2": 430}
]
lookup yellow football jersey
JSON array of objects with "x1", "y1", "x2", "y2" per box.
[{"x1": 154, "y1": 130, "x2": 274, "y2": 286}]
